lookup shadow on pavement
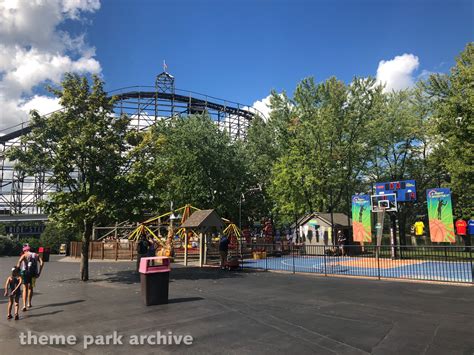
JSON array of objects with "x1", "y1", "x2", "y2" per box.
[
  {"x1": 33, "y1": 299, "x2": 85, "y2": 310},
  {"x1": 24, "y1": 310, "x2": 64, "y2": 318},
  {"x1": 169, "y1": 267, "x2": 246, "y2": 281},
  {"x1": 55, "y1": 266, "x2": 250, "y2": 286},
  {"x1": 168, "y1": 297, "x2": 204, "y2": 304},
  {"x1": 101, "y1": 270, "x2": 140, "y2": 284}
]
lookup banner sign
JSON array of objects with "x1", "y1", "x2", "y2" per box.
[
  {"x1": 426, "y1": 188, "x2": 455, "y2": 243},
  {"x1": 352, "y1": 195, "x2": 372, "y2": 242},
  {"x1": 5, "y1": 225, "x2": 45, "y2": 235}
]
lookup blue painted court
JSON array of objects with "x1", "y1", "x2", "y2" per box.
[{"x1": 243, "y1": 255, "x2": 473, "y2": 283}]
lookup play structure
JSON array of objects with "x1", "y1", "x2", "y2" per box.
[{"x1": 127, "y1": 204, "x2": 241, "y2": 266}]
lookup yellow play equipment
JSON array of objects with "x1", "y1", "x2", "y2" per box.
[{"x1": 128, "y1": 204, "x2": 242, "y2": 257}]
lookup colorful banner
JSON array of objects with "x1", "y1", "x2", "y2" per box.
[
  {"x1": 352, "y1": 195, "x2": 372, "y2": 242},
  {"x1": 426, "y1": 188, "x2": 455, "y2": 243}
]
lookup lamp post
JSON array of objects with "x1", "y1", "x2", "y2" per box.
[
  {"x1": 239, "y1": 185, "x2": 262, "y2": 231},
  {"x1": 167, "y1": 202, "x2": 181, "y2": 258}
]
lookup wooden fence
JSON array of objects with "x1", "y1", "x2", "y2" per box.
[
  {"x1": 70, "y1": 241, "x2": 138, "y2": 260},
  {"x1": 70, "y1": 241, "x2": 208, "y2": 262}
]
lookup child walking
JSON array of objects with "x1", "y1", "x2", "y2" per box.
[{"x1": 4, "y1": 267, "x2": 22, "y2": 320}]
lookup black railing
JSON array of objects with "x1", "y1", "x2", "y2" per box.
[{"x1": 239, "y1": 244, "x2": 474, "y2": 284}]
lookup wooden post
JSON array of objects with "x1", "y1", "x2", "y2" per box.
[
  {"x1": 101, "y1": 243, "x2": 104, "y2": 260},
  {"x1": 115, "y1": 242, "x2": 118, "y2": 261},
  {"x1": 90, "y1": 242, "x2": 94, "y2": 259},
  {"x1": 130, "y1": 242, "x2": 133, "y2": 260},
  {"x1": 199, "y1": 233, "x2": 203, "y2": 267},
  {"x1": 203, "y1": 233, "x2": 208, "y2": 266},
  {"x1": 114, "y1": 222, "x2": 118, "y2": 240},
  {"x1": 184, "y1": 230, "x2": 188, "y2": 266}
]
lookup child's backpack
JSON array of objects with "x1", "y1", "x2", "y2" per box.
[{"x1": 26, "y1": 253, "x2": 39, "y2": 277}]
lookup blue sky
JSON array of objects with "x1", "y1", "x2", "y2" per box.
[
  {"x1": 0, "y1": 0, "x2": 472, "y2": 129},
  {"x1": 88, "y1": 0, "x2": 472, "y2": 104}
]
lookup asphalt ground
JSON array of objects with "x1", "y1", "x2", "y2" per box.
[{"x1": 0, "y1": 255, "x2": 473, "y2": 355}]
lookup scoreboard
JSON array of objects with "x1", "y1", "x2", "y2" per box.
[{"x1": 373, "y1": 179, "x2": 417, "y2": 202}]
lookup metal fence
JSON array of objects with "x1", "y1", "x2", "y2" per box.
[{"x1": 240, "y1": 244, "x2": 474, "y2": 284}]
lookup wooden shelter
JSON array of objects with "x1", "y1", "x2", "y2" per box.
[{"x1": 180, "y1": 209, "x2": 224, "y2": 266}]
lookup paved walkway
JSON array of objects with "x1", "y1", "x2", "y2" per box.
[{"x1": 0, "y1": 256, "x2": 473, "y2": 354}]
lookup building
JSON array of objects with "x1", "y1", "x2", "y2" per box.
[{"x1": 290, "y1": 212, "x2": 352, "y2": 246}]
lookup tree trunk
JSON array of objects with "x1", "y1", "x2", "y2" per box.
[{"x1": 80, "y1": 220, "x2": 93, "y2": 281}]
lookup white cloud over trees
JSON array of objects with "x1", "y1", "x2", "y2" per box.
[
  {"x1": 0, "y1": 0, "x2": 101, "y2": 130},
  {"x1": 376, "y1": 53, "x2": 420, "y2": 92}
]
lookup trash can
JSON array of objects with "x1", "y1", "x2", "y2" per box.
[
  {"x1": 38, "y1": 247, "x2": 50, "y2": 262},
  {"x1": 139, "y1": 256, "x2": 170, "y2": 306}
]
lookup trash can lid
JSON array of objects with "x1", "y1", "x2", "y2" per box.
[{"x1": 139, "y1": 256, "x2": 171, "y2": 274}]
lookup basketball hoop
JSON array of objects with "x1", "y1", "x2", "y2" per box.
[
  {"x1": 371, "y1": 193, "x2": 397, "y2": 247},
  {"x1": 371, "y1": 193, "x2": 397, "y2": 213}
]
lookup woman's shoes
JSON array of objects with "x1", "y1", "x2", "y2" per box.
[{"x1": 7, "y1": 314, "x2": 13, "y2": 319}]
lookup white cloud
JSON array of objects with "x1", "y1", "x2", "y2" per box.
[
  {"x1": 376, "y1": 54, "x2": 419, "y2": 92},
  {"x1": 20, "y1": 95, "x2": 62, "y2": 115},
  {"x1": 252, "y1": 94, "x2": 272, "y2": 120},
  {"x1": 0, "y1": 0, "x2": 101, "y2": 131}
]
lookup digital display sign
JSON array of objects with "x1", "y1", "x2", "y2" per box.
[{"x1": 373, "y1": 179, "x2": 417, "y2": 202}]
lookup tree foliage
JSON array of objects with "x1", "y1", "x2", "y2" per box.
[
  {"x1": 127, "y1": 114, "x2": 248, "y2": 220},
  {"x1": 423, "y1": 43, "x2": 473, "y2": 217},
  {"x1": 8, "y1": 74, "x2": 130, "y2": 280}
]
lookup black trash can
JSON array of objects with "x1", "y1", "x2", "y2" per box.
[
  {"x1": 139, "y1": 256, "x2": 170, "y2": 306},
  {"x1": 38, "y1": 247, "x2": 50, "y2": 262}
]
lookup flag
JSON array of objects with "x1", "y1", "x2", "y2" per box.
[{"x1": 163, "y1": 60, "x2": 168, "y2": 72}]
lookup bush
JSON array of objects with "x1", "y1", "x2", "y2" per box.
[
  {"x1": 39, "y1": 223, "x2": 81, "y2": 254},
  {"x1": 0, "y1": 236, "x2": 22, "y2": 256}
]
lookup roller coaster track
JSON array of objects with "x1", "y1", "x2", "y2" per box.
[{"x1": 0, "y1": 85, "x2": 262, "y2": 216}]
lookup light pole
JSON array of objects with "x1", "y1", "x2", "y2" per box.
[{"x1": 239, "y1": 185, "x2": 262, "y2": 231}]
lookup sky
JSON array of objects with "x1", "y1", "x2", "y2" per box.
[{"x1": 0, "y1": 0, "x2": 472, "y2": 130}]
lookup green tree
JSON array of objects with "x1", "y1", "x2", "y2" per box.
[
  {"x1": 269, "y1": 76, "x2": 384, "y2": 226},
  {"x1": 128, "y1": 114, "x2": 247, "y2": 221},
  {"x1": 423, "y1": 43, "x2": 474, "y2": 217},
  {"x1": 8, "y1": 74, "x2": 130, "y2": 281},
  {"x1": 241, "y1": 115, "x2": 279, "y2": 224}
]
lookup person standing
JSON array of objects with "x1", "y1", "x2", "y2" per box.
[
  {"x1": 147, "y1": 239, "x2": 158, "y2": 257},
  {"x1": 16, "y1": 246, "x2": 43, "y2": 311},
  {"x1": 219, "y1": 235, "x2": 230, "y2": 270},
  {"x1": 136, "y1": 235, "x2": 149, "y2": 272},
  {"x1": 337, "y1": 230, "x2": 347, "y2": 256}
]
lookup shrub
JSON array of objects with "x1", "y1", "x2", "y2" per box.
[
  {"x1": 0, "y1": 236, "x2": 22, "y2": 256},
  {"x1": 39, "y1": 223, "x2": 81, "y2": 254}
]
